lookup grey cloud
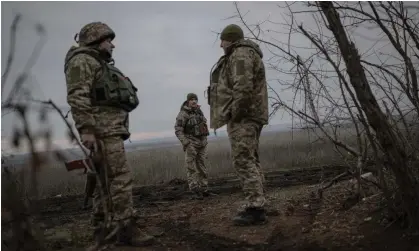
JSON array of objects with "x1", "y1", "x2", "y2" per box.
[{"x1": 2, "y1": 1, "x2": 321, "y2": 152}]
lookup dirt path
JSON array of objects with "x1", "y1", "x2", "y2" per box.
[
  {"x1": 36, "y1": 166, "x2": 419, "y2": 251},
  {"x1": 37, "y1": 165, "x2": 351, "y2": 220}
]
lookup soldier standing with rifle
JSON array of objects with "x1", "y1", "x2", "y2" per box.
[
  {"x1": 208, "y1": 24, "x2": 269, "y2": 226},
  {"x1": 64, "y1": 22, "x2": 155, "y2": 249}
]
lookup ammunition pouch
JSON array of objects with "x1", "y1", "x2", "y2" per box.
[
  {"x1": 92, "y1": 64, "x2": 139, "y2": 112},
  {"x1": 64, "y1": 47, "x2": 140, "y2": 113},
  {"x1": 198, "y1": 122, "x2": 210, "y2": 136},
  {"x1": 185, "y1": 116, "x2": 209, "y2": 137},
  {"x1": 185, "y1": 123, "x2": 209, "y2": 137}
]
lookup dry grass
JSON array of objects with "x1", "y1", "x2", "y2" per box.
[{"x1": 7, "y1": 127, "x2": 359, "y2": 198}]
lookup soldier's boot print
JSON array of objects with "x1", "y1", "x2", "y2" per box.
[
  {"x1": 232, "y1": 207, "x2": 267, "y2": 226},
  {"x1": 115, "y1": 220, "x2": 155, "y2": 247}
]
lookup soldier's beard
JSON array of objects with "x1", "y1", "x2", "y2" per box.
[{"x1": 98, "y1": 49, "x2": 113, "y2": 62}]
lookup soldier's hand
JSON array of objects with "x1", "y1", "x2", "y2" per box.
[
  {"x1": 81, "y1": 133, "x2": 97, "y2": 152},
  {"x1": 182, "y1": 140, "x2": 190, "y2": 151}
]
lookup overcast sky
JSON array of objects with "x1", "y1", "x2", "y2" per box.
[
  {"x1": 1, "y1": 1, "x2": 291, "y2": 152},
  {"x1": 2, "y1": 1, "x2": 413, "y2": 154}
]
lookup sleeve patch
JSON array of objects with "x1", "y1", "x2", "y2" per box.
[
  {"x1": 69, "y1": 65, "x2": 81, "y2": 82},
  {"x1": 236, "y1": 60, "x2": 245, "y2": 76},
  {"x1": 176, "y1": 118, "x2": 183, "y2": 127}
]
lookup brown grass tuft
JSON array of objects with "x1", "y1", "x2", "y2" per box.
[{"x1": 8, "y1": 127, "x2": 360, "y2": 199}]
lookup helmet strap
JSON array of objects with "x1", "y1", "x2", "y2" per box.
[{"x1": 74, "y1": 33, "x2": 79, "y2": 43}]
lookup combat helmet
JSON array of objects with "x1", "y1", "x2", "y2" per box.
[
  {"x1": 220, "y1": 24, "x2": 244, "y2": 42},
  {"x1": 76, "y1": 22, "x2": 115, "y2": 46}
]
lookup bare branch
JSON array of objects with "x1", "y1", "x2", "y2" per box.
[{"x1": 231, "y1": 0, "x2": 419, "y2": 229}]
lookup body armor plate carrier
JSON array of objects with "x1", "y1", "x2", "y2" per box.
[{"x1": 65, "y1": 47, "x2": 139, "y2": 112}]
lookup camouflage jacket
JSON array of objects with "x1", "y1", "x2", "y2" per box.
[
  {"x1": 174, "y1": 102, "x2": 209, "y2": 147},
  {"x1": 209, "y1": 39, "x2": 269, "y2": 129},
  {"x1": 64, "y1": 45, "x2": 131, "y2": 140}
]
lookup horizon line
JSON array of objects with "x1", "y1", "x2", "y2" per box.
[{"x1": 1, "y1": 123, "x2": 296, "y2": 155}]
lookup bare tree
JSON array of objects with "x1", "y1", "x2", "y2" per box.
[
  {"x1": 1, "y1": 13, "x2": 49, "y2": 250},
  {"x1": 231, "y1": 1, "x2": 419, "y2": 230},
  {"x1": 1, "y1": 13, "x2": 111, "y2": 250}
]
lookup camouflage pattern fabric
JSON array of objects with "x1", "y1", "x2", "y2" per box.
[
  {"x1": 209, "y1": 38, "x2": 269, "y2": 211},
  {"x1": 91, "y1": 136, "x2": 135, "y2": 230},
  {"x1": 228, "y1": 120, "x2": 266, "y2": 210},
  {"x1": 209, "y1": 39, "x2": 269, "y2": 130},
  {"x1": 184, "y1": 141, "x2": 209, "y2": 192},
  {"x1": 253, "y1": 123, "x2": 266, "y2": 186},
  {"x1": 64, "y1": 46, "x2": 131, "y2": 140},
  {"x1": 174, "y1": 102, "x2": 209, "y2": 192},
  {"x1": 64, "y1": 38, "x2": 136, "y2": 238},
  {"x1": 77, "y1": 22, "x2": 115, "y2": 46}
]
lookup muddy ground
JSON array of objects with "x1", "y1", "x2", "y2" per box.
[{"x1": 36, "y1": 166, "x2": 419, "y2": 251}]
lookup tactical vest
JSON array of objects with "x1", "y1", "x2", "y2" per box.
[
  {"x1": 185, "y1": 109, "x2": 209, "y2": 137},
  {"x1": 64, "y1": 47, "x2": 139, "y2": 112},
  {"x1": 208, "y1": 55, "x2": 226, "y2": 106}
]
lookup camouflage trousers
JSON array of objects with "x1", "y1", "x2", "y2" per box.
[
  {"x1": 184, "y1": 141, "x2": 209, "y2": 192},
  {"x1": 91, "y1": 136, "x2": 135, "y2": 232},
  {"x1": 227, "y1": 120, "x2": 266, "y2": 211}
]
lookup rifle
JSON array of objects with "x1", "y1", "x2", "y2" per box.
[
  {"x1": 64, "y1": 152, "x2": 99, "y2": 210},
  {"x1": 64, "y1": 158, "x2": 95, "y2": 173},
  {"x1": 83, "y1": 172, "x2": 97, "y2": 209}
]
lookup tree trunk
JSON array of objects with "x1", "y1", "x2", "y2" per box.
[{"x1": 319, "y1": 1, "x2": 419, "y2": 230}]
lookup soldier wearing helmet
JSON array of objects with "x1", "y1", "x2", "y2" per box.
[
  {"x1": 208, "y1": 24, "x2": 269, "y2": 226},
  {"x1": 64, "y1": 22, "x2": 153, "y2": 249}
]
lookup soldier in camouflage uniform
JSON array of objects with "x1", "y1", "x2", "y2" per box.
[
  {"x1": 175, "y1": 93, "x2": 211, "y2": 199},
  {"x1": 208, "y1": 24, "x2": 269, "y2": 225},
  {"x1": 64, "y1": 22, "x2": 154, "y2": 249}
]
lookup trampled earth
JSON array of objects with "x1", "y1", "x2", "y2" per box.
[{"x1": 36, "y1": 166, "x2": 419, "y2": 251}]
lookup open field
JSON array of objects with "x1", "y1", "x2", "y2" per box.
[
  {"x1": 6, "y1": 127, "x2": 360, "y2": 199},
  {"x1": 4, "y1": 126, "x2": 419, "y2": 251},
  {"x1": 36, "y1": 173, "x2": 419, "y2": 251}
]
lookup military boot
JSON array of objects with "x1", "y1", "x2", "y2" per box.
[
  {"x1": 202, "y1": 188, "x2": 217, "y2": 197},
  {"x1": 189, "y1": 187, "x2": 204, "y2": 200},
  {"x1": 191, "y1": 190, "x2": 204, "y2": 200},
  {"x1": 86, "y1": 228, "x2": 115, "y2": 251},
  {"x1": 232, "y1": 207, "x2": 267, "y2": 226},
  {"x1": 115, "y1": 220, "x2": 155, "y2": 247}
]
